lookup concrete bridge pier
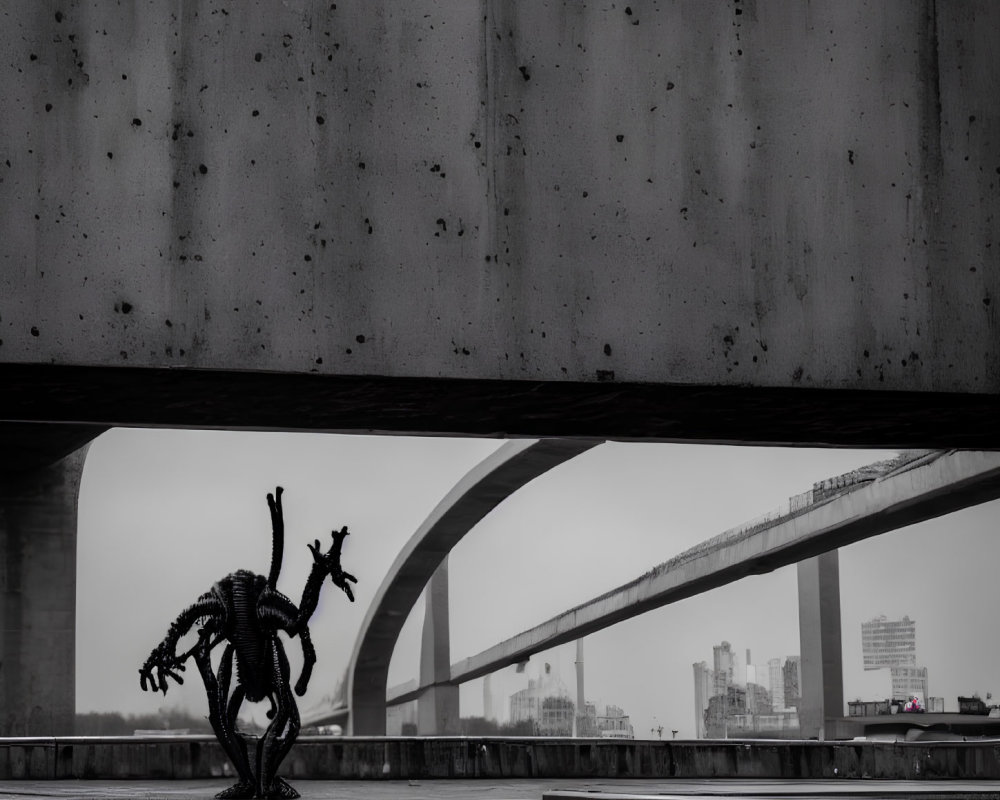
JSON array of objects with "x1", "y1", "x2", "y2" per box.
[
  {"x1": 797, "y1": 550, "x2": 844, "y2": 740},
  {"x1": 417, "y1": 558, "x2": 459, "y2": 734},
  {"x1": 0, "y1": 446, "x2": 89, "y2": 736}
]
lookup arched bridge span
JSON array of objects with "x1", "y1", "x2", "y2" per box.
[
  {"x1": 345, "y1": 438, "x2": 601, "y2": 735},
  {"x1": 331, "y1": 449, "x2": 1000, "y2": 735}
]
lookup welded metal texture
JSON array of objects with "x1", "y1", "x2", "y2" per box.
[{"x1": 138, "y1": 488, "x2": 357, "y2": 799}]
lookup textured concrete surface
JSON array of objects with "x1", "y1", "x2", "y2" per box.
[
  {"x1": 1, "y1": 1, "x2": 998, "y2": 396},
  {"x1": 416, "y1": 561, "x2": 459, "y2": 736},
  {"x1": 797, "y1": 552, "x2": 843, "y2": 740},
  {"x1": 1, "y1": 778, "x2": 1000, "y2": 800},
  {"x1": 544, "y1": 780, "x2": 1000, "y2": 799},
  {"x1": 6, "y1": 735, "x2": 1000, "y2": 782},
  {"x1": 5, "y1": 365, "x2": 1000, "y2": 448},
  {"x1": 0, "y1": 450, "x2": 88, "y2": 737}
]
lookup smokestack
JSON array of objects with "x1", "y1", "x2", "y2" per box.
[{"x1": 576, "y1": 639, "x2": 585, "y2": 736}]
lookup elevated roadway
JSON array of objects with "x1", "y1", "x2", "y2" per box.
[{"x1": 384, "y1": 449, "x2": 1000, "y2": 700}]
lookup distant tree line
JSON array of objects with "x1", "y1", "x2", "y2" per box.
[
  {"x1": 397, "y1": 718, "x2": 536, "y2": 736},
  {"x1": 75, "y1": 710, "x2": 263, "y2": 736},
  {"x1": 79, "y1": 712, "x2": 543, "y2": 737},
  {"x1": 457, "y1": 717, "x2": 539, "y2": 736}
]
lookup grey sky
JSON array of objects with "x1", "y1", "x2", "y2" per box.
[{"x1": 76, "y1": 430, "x2": 1000, "y2": 738}]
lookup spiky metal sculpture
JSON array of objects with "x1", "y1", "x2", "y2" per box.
[{"x1": 139, "y1": 487, "x2": 357, "y2": 799}]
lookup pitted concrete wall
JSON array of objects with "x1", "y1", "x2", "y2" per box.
[
  {"x1": 1, "y1": 2, "x2": 998, "y2": 392},
  {"x1": 0, "y1": 449, "x2": 87, "y2": 736}
]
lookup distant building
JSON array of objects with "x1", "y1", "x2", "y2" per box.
[
  {"x1": 692, "y1": 661, "x2": 714, "y2": 738},
  {"x1": 783, "y1": 656, "x2": 801, "y2": 711},
  {"x1": 704, "y1": 685, "x2": 746, "y2": 738},
  {"x1": 713, "y1": 641, "x2": 735, "y2": 697},
  {"x1": 745, "y1": 651, "x2": 767, "y2": 711},
  {"x1": 847, "y1": 699, "x2": 891, "y2": 717},
  {"x1": 862, "y1": 615, "x2": 916, "y2": 669},
  {"x1": 577, "y1": 700, "x2": 633, "y2": 738},
  {"x1": 768, "y1": 658, "x2": 785, "y2": 711},
  {"x1": 890, "y1": 665, "x2": 929, "y2": 703},
  {"x1": 705, "y1": 680, "x2": 798, "y2": 738},
  {"x1": 594, "y1": 704, "x2": 634, "y2": 738},
  {"x1": 861, "y1": 615, "x2": 928, "y2": 702},
  {"x1": 576, "y1": 701, "x2": 597, "y2": 736},
  {"x1": 539, "y1": 696, "x2": 575, "y2": 736},
  {"x1": 696, "y1": 645, "x2": 799, "y2": 738},
  {"x1": 510, "y1": 680, "x2": 545, "y2": 726},
  {"x1": 958, "y1": 696, "x2": 990, "y2": 715},
  {"x1": 509, "y1": 663, "x2": 574, "y2": 733},
  {"x1": 745, "y1": 682, "x2": 772, "y2": 716}
]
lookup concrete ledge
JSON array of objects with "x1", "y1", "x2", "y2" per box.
[
  {"x1": 2, "y1": 737, "x2": 999, "y2": 782},
  {"x1": 542, "y1": 783, "x2": 1000, "y2": 800},
  {"x1": 4, "y1": 364, "x2": 1000, "y2": 448}
]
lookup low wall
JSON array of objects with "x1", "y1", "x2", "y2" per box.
[{"x1": 2, "y1": 737, "x2": 1000, "y2": 782}]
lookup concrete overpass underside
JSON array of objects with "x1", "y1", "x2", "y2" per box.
[
  {"x1": 3, "y1": 364, "x2": 1000, "y2": 449},
  {"x1": 1, "y1": 2, "x2": 999, "y2": 444}
]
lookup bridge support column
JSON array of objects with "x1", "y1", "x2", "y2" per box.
[
  {"x1": 797, "y1": 550, "x2": 844, "y2": 740},
  {"x1": 0, "y1": 446, "x2": 89, "y2": 736},
  {"x1": 417, "y1": 557, "x2": 458, "y2": 735}
]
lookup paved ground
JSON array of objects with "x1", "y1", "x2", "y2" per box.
[{"x1": 0, "y1": 779, "x2": 998, "y2": 800}]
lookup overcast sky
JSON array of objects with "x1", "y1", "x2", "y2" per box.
[{"x1": 76, "y1": 429, "x2": 1000, "y2": 738}]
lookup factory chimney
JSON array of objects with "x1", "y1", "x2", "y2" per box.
[{"x1": 575, "y1": 639, "x2": 585, "y2": 736}]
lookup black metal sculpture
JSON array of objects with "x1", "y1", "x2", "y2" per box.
[{"x1": 139, "y1": 487, "x2": 357, "y2": 799}]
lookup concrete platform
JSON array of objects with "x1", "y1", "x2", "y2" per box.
[
  {"x1": 543, "y1": 779, "x2": 1000, "y2": 799},
  {"x1": 1, "y1": 779, "x2": 999, "y2": 800}
]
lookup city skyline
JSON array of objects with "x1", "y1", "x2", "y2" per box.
[
  {"x1": 76, "y1": 429, "x2": 1000, "y2": 739},
  {"x1": 693, "y1": 641, "x2": 801, "y2": 738}
]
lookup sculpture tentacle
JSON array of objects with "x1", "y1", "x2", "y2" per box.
[{"x1": 266, "y1": 488, "x2": 284, "y2": 590}]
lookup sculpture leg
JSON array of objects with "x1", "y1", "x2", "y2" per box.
[
  {"x1": 219, "y1": 646, "x2": 254, "y2": 783},
  {"x1": 194, "y1": 643, "x2": 255, "y2": 799},
  {"x1": 227, "y1": 685, "x2": 247, "y2": 734},
  {"x1": 255, "y1": 640, "x2": 300, "y2": 799}
]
